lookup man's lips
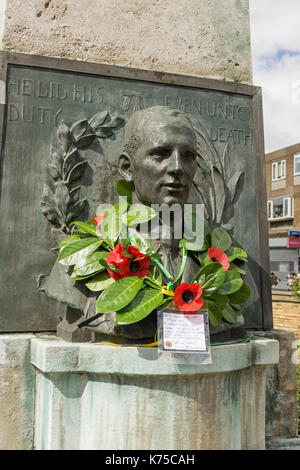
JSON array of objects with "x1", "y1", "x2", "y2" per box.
[{"x1": 163, "y1": 182, "x2": 186, "y2": 190}]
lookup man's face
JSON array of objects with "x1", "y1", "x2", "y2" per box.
[{"x1": 129, "y1": 117, "x2": 197, "y2": 207}]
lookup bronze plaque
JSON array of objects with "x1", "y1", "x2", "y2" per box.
[{"x1": 0, "y1": 52, "x2": 271, "y2": 331}]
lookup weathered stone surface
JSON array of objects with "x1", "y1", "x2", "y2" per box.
[
  {"x1": 255, "y1": 330, "x2": 298, "y2": 440},
  {"x1": 272, "y1": 300, "x2": 300, "y2": 339},
  {"x1": 31, "y1": 335, "x2": 279, "y2": 374},
  {"x1": 0, "y1": 0, "x2": 252, "y2": 83},
  {"x1": 0, "y1": 334, "x2": 35, "y2": 450},
  {"x1": 31, "y1": 336, "x2": 278, "y2": 450}
]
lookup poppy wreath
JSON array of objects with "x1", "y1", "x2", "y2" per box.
[{"x1": 57, "y1": 180, "x2": 251, "y2": 329}]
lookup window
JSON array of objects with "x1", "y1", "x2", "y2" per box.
[
  {"x1": 267, "y1": 200, "x2": 273, "y2": 219},
  {"x1": 267, "y1": 196, "x2": 293, "y2": 219},
  {"x1": 294, "y1": 153, "x2": 300, "y2": 175},
  {"x1": 272, "y1": 160, "x2": 286, "y2": 180},
  {"x1": 270, "y1": 261, "x2": 294, "y2": 272}
]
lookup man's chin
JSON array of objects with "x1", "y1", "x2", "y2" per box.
[{"x1": 159, "y1": 194, "x2": 187, "y2": 207}]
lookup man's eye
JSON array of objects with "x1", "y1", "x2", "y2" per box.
[{"x1": 151, "y1": 148, "x2": 171, "y2": 159}]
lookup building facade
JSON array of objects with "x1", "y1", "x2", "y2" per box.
[
  {"x1": 266, "y1": 142, "x2": 300, "y2": 234},
  {"x1": 266, "y1": 143, "x2": 300, "y2": 289}
]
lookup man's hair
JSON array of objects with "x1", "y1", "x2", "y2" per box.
[{"x1": 123, "y1": 105, "x2": 195, "y2": 157}]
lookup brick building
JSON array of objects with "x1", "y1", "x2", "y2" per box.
[
  {"x1": 266, "y1": 142, "x2": 300, "y2": 235},
  {"x1": 265, "y1": 143, "x2": 300, "y2": 291}
]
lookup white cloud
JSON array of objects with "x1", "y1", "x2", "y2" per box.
[
  {"x1": 249, "y1": 0, "x2": 300, "y2": 153},
  {"x1": 249, "y1": 0, "x2": 300, "y2": 57}
]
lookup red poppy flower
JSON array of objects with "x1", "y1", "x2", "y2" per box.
[
  {"x1": 207, "y1": 247, "x2": 230, "y2": 271},
  {"x1": 92, "y1": 212, "x2": 108, "y2": 234},
  {"x1": 127, "y1": 245, "x2": 142, "y2": 257},
  {"x1": 119, "y1": 255, "x2": 150, "y2": 278},
  {"x1": 106, "y1": 243, "x2": 127, "y2": 280},
  {"x1": 174, "y1": 283, "x2": 204, "y2": 311}
]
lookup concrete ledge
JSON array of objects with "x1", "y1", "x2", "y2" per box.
[
  {"x1": 31, "y1": 336, "x2": 279, "y2": 450},
  {"x1": 31, "y1": 336, "x2": 279, "y2": 375}
]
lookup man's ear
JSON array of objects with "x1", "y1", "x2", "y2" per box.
[{"x1": 118, "y1": 153, "x2": 133, "y2": 182}]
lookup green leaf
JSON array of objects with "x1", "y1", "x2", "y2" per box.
[
  {"x1": 179, "y1": 237, "x2": 205, "y2": 252},
  {"x1": 71, "y1": 221, "x2": 99, "y2": 237},
  {"x1": 211, "y1": 227, "x2": 232, "y2": 252},
  {"x1": 85, "y1": 271, "x2": 115, "y2": 292},
  {"x1": 96, "y1": 276, "x2": 144, "y2": 313},
  {"x1": 209, "y1": 293, "x2": 229, "y2": 309},
  {"x1": 59, "y1": 235, "x2": 81, "y2": 248},
  {"x1": 198, "y1": 253, "x2": 211, "y2": 268},
  {"x1": 202, "y1": 268, "x2": 225, "y2": 295},
  {"x1": 207, "y1": 300, "x2": 223, "y2": 327},
  {"x1": 228, "y1": 283, "x2": 251, "y2": 306},
  {"x1": 158, "y1": 298, "x2": 173, "y2": 310},
  {"x1": 116, "y1": 179, "x2": 132, "y2": 205},
  {"x1": 226, "y1": 246, "x2": 248, "y2": 262},
  {"x1": 230, "y1": 262, "x2": 247, "y2": 276},
  {"x1": 58, "y1": 238, "x2": 102, "y2": 266},
  {"x1": 182, "y1": 208, "x2": 208, "y2": 251},
  {"x1": 230, "y1": 303, "x2": 243, "y2": 310},
  {"x1": 221, "y1": 304, "x2": 236, "y2": 324},
  {"x1": 72, "y1": 251, "x2": 107, "y2": 277},
  {"x1": 144, "y1": 278, "x2": 161, "y2": 290},
  {"x1": 101, "y1": 202, "x2": 128, "y2": 242},
  {"x1": 124, "y1": 204, "x2": 157, "y2": 227},
  {"x1": 70, "y1": 270, "x2": 104, "y2": 281},
  {"x1": 193, "y1": 262, "x2": 222, "y2": 283},
  {"x1": 116, "y1": 288, "x2": 163, "y2": 325},
  {"x1": 152, "y1": 265, "x2": 163, "y2": 284},
  {"x1": 149, "y1": 253, "x2": 163, "y2": 261},
  {"x1": 129, "y1": 230, "x2": 155, "y2": 255},
  {"x1": 99, "y1": 259, "x2": 119, "y2": 273},
  {"x1": 217, "y1": 271, "x2": 243, "y2": 295}
]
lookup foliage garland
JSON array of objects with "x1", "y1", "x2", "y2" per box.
[{"x1": 57, "y1": 180, "x2": 251, "y2": 328}]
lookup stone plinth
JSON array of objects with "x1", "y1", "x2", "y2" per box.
[
  {"x1": 31, "y1": 336, "x2": 279, "y2": 450},
  {"x1": 0, "y1": 0, "x2": 252, "y2": 83},
  {"x1": 0, "y1": 334, "x2": 35, "y2": 450}
]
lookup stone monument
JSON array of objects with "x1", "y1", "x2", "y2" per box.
[
  {"x1": 46, "y1": 105, "x2": 250, "y2": 343},
  {"x1": 0, "y1": 0, "x2": 288, "y2": 451}
]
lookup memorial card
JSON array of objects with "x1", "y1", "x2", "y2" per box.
[{"x1": 158, "y1": 309, "x2": 211, "y2": 355}]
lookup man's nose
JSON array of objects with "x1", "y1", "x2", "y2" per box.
[{"x1": 168, "y1": 149, "x2": 184, "y2": 174}]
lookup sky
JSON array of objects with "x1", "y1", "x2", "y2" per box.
[{"x1": 249, "y1": 0, "x2": 300, "y2": 153}]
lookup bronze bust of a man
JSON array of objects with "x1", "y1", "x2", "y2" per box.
[{"x1": 46, "y1": 105, "x2": 246, "y2": 343}]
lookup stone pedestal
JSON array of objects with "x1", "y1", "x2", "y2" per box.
[
  {"x1": 0, "y1": 334, "x2": 35, "y2": 450},
  {"x1": 0, "y1": 0, "x2": 252, "y2": 84},
  {"x1": 31, "y1": 336, "x2": 279, "y2": 450}
]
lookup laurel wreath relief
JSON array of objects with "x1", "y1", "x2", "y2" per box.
[
  {"x1": 193, "y1": 126, "x2": 245, "y2": 232},
  {"x1": 41, "y1": 109, "x2": 244, "y2": 239},
  {"x1": 40, "y1": 111, "x2": 124, "y2": 234}
]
